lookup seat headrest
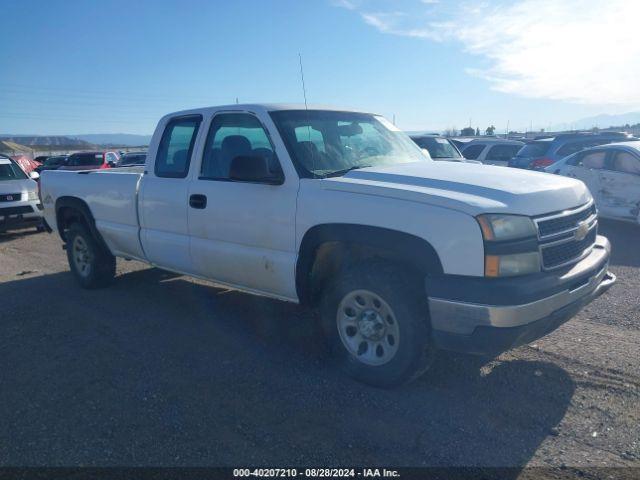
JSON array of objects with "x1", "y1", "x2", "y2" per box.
[{"x1": 222, "y1": 135, "x2": 252, "y2": 154}]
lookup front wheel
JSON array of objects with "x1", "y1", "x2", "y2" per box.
[
  {"x1": 66, "y1": 223, "x2": 116, "y2": 289},
  {"x1": 320, "y1": 261, "x2": 433, "y2": 387}
]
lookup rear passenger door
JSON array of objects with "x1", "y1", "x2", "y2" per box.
[
  {"x1": 597, "y1": 149, "x2": 640, "y2": 220},
  {"x1": 187, "y1": 112, "x2": 299, "y2": 300},
  {"x1": 139, "y1": 115, "x2": 202, "y2": 272}
]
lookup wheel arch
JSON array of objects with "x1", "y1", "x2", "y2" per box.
[
  {"x1": 296, "y1": 223, "x2": 443, "y2": 305},
  {"x1": 54, "y1": 196, "x2": 107, "y2": 250}
]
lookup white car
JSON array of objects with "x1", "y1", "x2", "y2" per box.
[
  {"x1": 547, "y1": 141, "x2": 640, "y2": 224},
  {"x1": 0, "y1": 155, "x2": 43, "y2": 232},
  {"x1": 461, "y1": 139, "x2": 525, "y2": 166},
  {"x1": 41, "y1": 104, "x2": 615, "y2": 386}
]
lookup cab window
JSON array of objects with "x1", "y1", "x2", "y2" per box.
[
  {"x1": 155, "y1": 115, "x2": 202, "y2": 178},
  {"x1": 201, "y1": 113, "x2": 279, "y2": 180}
]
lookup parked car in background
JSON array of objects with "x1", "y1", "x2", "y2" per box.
[
  {"x1": 461, "y1": 139, "x2": 524, "y2": 166},
  {"x1": 0, "y1": 155, "x2": 43, "y2": 232},
  {"x1": 449, "y1": 137, "x2": 475, "y2": 151},
  {"x1": 35, "y1": 154, "x2": 69, "y2": 173},
  {"x1": 58, "y1": 151, "x2": 119, "y2": 171},
  {"x1": 410, "y1": 135, "x2": 476, "y2": 163},
  {"x1": 11, "y1": 155, "x2": 41, "y2": 175},
  {"x1": 547, "y1": 141, "x2": 640, "y2": 224},
  {"x1": 41, "y1": 103, "x2": 615, "y2": 386},
  {"x1": 117, "y1": 151, "x2": 147, "y2": 167},
  {"x1": 509, "y1": 132, "x2": 635, "y2": 170},
  {"x1": 34, "y1": 155, "x2": 50, "y2": 164}
]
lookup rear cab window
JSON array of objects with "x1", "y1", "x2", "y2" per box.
[{"x1": 155, "y1": 115, "x2": 202, "y2": 178}]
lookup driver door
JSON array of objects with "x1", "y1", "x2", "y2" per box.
[{"x1": 187, "y1": 112, "x2": 299, "y2": 300}]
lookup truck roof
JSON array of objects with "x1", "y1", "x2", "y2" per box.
[{"x1": 162, "y1": 103, "x2": 373, "y2": 119}]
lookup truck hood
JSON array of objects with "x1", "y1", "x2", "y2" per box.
[{"x1": 322, "y1": 161, "x2": 591, "y2": 216}]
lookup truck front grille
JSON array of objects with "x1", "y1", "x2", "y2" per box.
[
  {"x1": 536, "y1": 202, "x2": 596, "y2": 239},
  {"x1": 0, "y1": 193, "x2": 22, "y2": 202},
  {"x1": 535, "y1": 201, "x2": 598, "y2": 270},
  {"x1": 541, "y1": 228, "x2": 597, "y2": 269}
]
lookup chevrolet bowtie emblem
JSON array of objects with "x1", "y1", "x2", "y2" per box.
[{"x1": 574, "y1": 221, "x2": 589, "y2": 241}]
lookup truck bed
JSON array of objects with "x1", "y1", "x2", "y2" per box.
[{"x1": 41, "y1": 168, "x2": 146, "y2": 260}]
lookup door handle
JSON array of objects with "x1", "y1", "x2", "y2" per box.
[{"x1": 189, "y1": 194, "x2": 207, "y2": 209}]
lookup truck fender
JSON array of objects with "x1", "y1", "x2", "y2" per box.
[
  {"x1": 296, "y1": 224, "x2": 443, "y2": 305},
  {"x1": 54, "y1": 196, "x2": 108, "y2": 251}
]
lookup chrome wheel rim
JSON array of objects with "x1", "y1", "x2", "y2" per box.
[
  {"x1": 336, "y1": 289, "x2": 400, "y2": 366},
  {"x1": 72, "y1": 236, "x2": 92, "y2": 277}
]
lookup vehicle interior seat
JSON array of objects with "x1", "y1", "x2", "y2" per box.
[
  {"x1": 220, "y1": 135, "x2": 252, "y2": 177},
  {"x1": 252, "y1": 147, "x2": 281, "y2": 174}
]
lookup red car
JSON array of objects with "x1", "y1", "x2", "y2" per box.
[{"x1": 58, "y1": 151, "x2": 119, "y2": 171}]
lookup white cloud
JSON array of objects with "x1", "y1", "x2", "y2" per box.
[{"x1": 334, "y1": 0, "x2": 640, "y2": 108}]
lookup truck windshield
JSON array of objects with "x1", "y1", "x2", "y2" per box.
[{"x1": 270, "y1": 110, "x2": 428, "y2": 177}]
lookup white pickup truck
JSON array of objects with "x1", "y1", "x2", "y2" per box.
[{"x1": 41, "y1": 104, "x2": 616, "y2": 386}]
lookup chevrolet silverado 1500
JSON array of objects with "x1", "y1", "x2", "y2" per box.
[{"x1": 41, "y1": 104, "x2": 616, "y2": 386}]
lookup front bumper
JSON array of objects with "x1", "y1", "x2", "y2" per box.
[
  {"x1": 0, "y1": 201, "x2": 43, "y2": 232},
  {"x1": 427, "y1": 235, "x2": 616, "y2": 355}
]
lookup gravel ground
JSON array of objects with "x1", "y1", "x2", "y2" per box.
[{"x1": 0, "y1": 219, "x2": 638, "y2": 472}]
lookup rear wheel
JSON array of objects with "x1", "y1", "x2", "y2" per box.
[
  {"x1": 320, "y1": 261, "x2": 433, "y2": 387},
  {"x1": 66, "y1": 223, "x2": 115, "y2": 289}
]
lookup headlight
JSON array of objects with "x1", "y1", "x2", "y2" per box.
[
  {"x1": 477, "y1": 214, "x2": 536, "y2": 241},
  {"x1": 27, "y1": 190, "x2": 38, "y2": 201},
  {"x1": 485, "y1": 252, "x2": 540, "y2": 277}
]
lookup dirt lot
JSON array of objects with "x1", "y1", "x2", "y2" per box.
[{"x1": 0, "y1": 220, "x2": 638, "y2": 472}]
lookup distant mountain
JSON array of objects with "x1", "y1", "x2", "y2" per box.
[
  {"x1": 71, "y1": 134, "x2": 152, "y2": 146},
  {"x1": 0, "y1": 135, "x2": 95, "y2": 148},
  {"x1": 552, "y1": 112, "x2": 640, "y2": 131}
]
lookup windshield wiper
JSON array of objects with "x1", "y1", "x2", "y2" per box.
[{"x1": 323, "y1": 165, "x2": 372, "y2": 178}]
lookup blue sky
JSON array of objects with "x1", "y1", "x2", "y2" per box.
[{"x1": 1, "y1": 0, "x2": 638, "y2": 135}]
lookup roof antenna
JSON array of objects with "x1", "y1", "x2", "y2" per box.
[
  {"x1": 298, "y1": 53, "x2": 315, "y2": 177},
  {"x1": 298, "y1": 53, "x2": 309, "y2": 111}
]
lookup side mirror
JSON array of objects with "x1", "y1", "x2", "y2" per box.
[
  {"x1": 229, "y1": 155, "x2": 283, "y2": 184},
  {"x1": 29, "y1": 171, "x2": 40, "y2": 180}
]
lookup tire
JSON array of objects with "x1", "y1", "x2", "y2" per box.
[
  {"x1": 320, "y1": 261, "x2": 434, "y2": 387},
  {"x1": 65, "y1": 223, "x2": 116, "y2": 289}
]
